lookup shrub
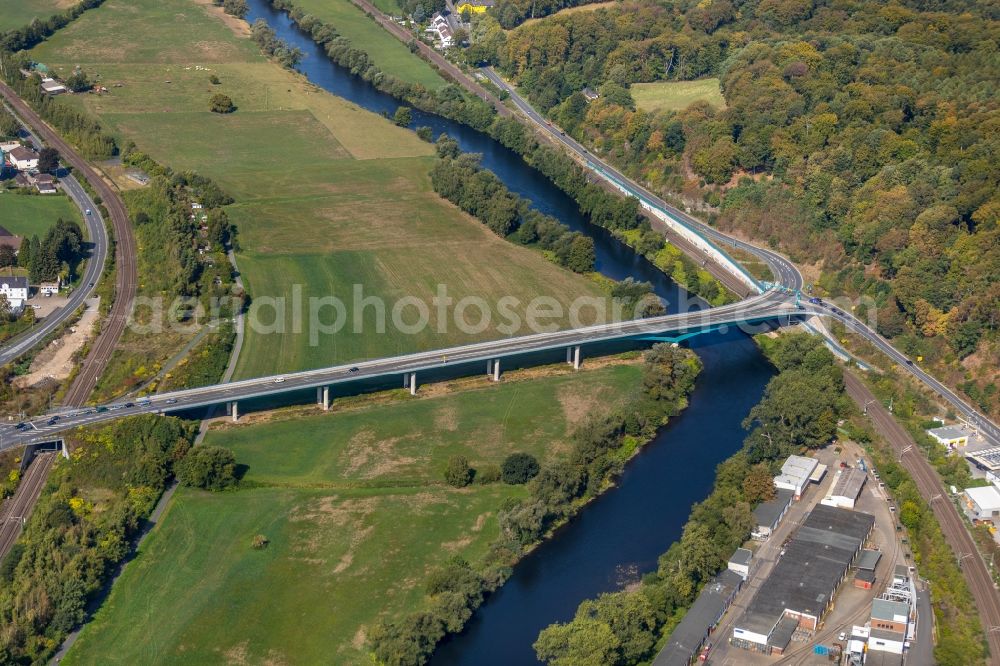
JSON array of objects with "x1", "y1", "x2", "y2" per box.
[
  {"x1": 393, "y1": 106, "x2": 412, "y2": 127},
  {"x1": 476, "y1": 463, "x2": 502, "y2": 484},
  {"x1": 176, "y1": 445, "x2": 238, "y2": 490},
  {"x1": 209, "y1": 74, "x2": 221, "y2": 85},
  {"x1": 444, "y1": 455, "x2": 474, "y2": 488},
  {"x1": 501, "y1": 452, "x2": 540, "y2": 484},
  {"x1": 209, "y1": 93, "x2": 235, "y2": 113}
]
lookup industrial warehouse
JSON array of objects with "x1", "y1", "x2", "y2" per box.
[{"x1": 731, "y1": 504, "x2": 876, "y2": 654}]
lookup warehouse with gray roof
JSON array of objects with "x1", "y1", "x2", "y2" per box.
[{"x1": 731, "y1": 505, "x2": 875, "y2": 654}]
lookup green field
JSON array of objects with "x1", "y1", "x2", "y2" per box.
[
  {"x1": 631, "y1": 79, "x2": 726, "y2": 114},
  {"x1": 0, "y1": 0, "x2": 72, "y2": 32},
  {"x1": 0, "y1": 191, "x2": 82, "y2": 239},
  {"x1": 64, "y1": 363, "x2": 641, "y2": 664},
  {"x1": 32, "y1": 0, "x2": 608, "y2": 385},
  {"x1": 289, "y1": 0, "x2": 446, "y2": 90}
]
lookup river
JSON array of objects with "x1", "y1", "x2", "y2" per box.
[{"x1": 244, "y1": 1, "x2": 776, "y2": 662}]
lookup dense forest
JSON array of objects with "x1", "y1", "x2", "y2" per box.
[{"x1": 467, "y1": 0, "x2": 999, "y2": 417}]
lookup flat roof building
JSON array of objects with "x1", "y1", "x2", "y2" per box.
[
  {"x1": 927, "y1": 424, "x2": 970, "y2": 448},
  {"x1": 653, "y1": 568, "x2": 743, "y2": 666},
  {"x1": 821, "y1": 467, "x2": 867, "y2": 509},
  {"x1": 752, "y1": 488, "x2": 793, "y2": 540},
  {"x1": 731, "y1": 505, "x2": 875, "y2": 654},
  {"x1": 963, "y1": 485, "x2": 1000, "y2": 519},
  {"x1": 728, "y1": 548, "x2": 752, "y2": 580},
  {"x1": 774, "y1": 455, "x2": 819, "y2": 500}
]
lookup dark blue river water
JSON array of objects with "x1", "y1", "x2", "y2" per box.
[{"x1": 245, "y1": 2, "x2": 775, "y2": 662}]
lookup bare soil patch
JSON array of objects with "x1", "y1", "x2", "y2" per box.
[{"x1": 16, "y1": 300, "x2": 99, "y2": 388}]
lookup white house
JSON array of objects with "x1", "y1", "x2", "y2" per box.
[
  {"x1": 964, "y1": 485, "x2": 1000, "y2": 519},
  {"x1": 39, "y1": 279, "x2": 61, "y2": 296},
  {"x1": 774, "y1": 454, "x2": 819, "y2": 500},
  {"x1": 425, "y1": 13, "x2": 454, "y2": 48},
  {"x1": 728, "y1": 548, "x2": 752, "y2": 580},
  {"x1": 9, "y1": 146, "x2": 39, "y2": 171},
  {"x1": 40, "y1": 77, "x2": 67, "y2": 95},
  {"x1": 0, "y1": 276, "x2": 29, "y2": 310},
  {"x1": 927, "y1": 424, "x2": 970, "y2": 449}
]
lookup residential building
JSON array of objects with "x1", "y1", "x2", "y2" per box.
[
  {"x1": 0, "y1": 226, "x2": 22, "y2": 253},
  {"x1": 39, "y1": 279, "x2": 60, "y2": 296},
  {"x1": 926, "y1": 424, "x2": 970, "y2": 449},
  {"x1": 0, "y1": 276, "x2": 29, "y2": 309},
  {"x1": 582, "y1": 87, "x2": 599, "y2": 101},
  {"x1": 774, "y1": 454, "x2": 820, "y2": 499},
  {"x1": 751, "y1": 488, "x2": 793, "y2": 540},
  {"x1": 0, "y1": 141, "x2": 21, "y2": 152},
  {"x1": 9, "y1": 146, "x2": 39, "y2": 171},
  {"x1": 34, "y1": 173, "x2": 57, "y2": 194},
  {"x1": 731, "y1": 505, "x2": 875, "y2": 655},
  {"x1": 654, "y1": 568, "x2": 743, "y2": 666},
  {"x1": 963, "y1": 485, "x2": 1000, "y2": 519},
  {"x1": 425, "y1": 13, "x2": 454, "y2": 48},
  {"x1": 456, "y1": 0, "x2": 494, "y2": 13},
  {"x1": 821, "y1": 467, "x2": 867, "y2": 509},
  {"x1": 728, "y1": 548, "x2": 752, "y2": 580}
]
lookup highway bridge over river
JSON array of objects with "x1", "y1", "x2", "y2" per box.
[{"x1": 2, "y1": 290, "x2": 805, "y2": 451}]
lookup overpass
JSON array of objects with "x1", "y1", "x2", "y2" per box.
[{"x1": 1, "y1": 291, "x2": 803, "y2": 451}]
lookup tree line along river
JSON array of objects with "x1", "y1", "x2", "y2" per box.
[{"x1": 244, "y1": 1, "x2": 777, "y2": 661}]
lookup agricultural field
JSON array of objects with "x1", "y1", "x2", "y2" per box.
[
  {"x1": 631, "y1": 79, "x2": 726, "y2": 114},
  {"x1": 517, "y1": 0, "x2": 619, "y2": 29},
  {"x1": 0, "y1": 0, "x2": 72, "y2": 32},
  {"x1": 0, "y1": 192, "x2": 82, "y2": 239},
  {"x1": 31, "y1": 0, "x2": 607, "y2": 385},
  {"x1": 63, "y1": 362, "x2": 642, "y2": 665},
  {"x1": 289, "y1": 0, "x2": 446, "y2": 90}
]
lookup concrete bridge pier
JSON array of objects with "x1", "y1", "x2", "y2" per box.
[
  {"x1": 573, "y1": 345, "x2": 581, "y2": 370},
  {"x1": 317, "y1": 386, "x2": 330, "y2": 411},
  {"x1": 409, "y1": 372, "x2": 417, "y2": 395},
  {"x1": 228, "y1": 401, "x2": 238, "y2": 422},
  {"x1": 491, "y1": 359, "x2": 501, "y2": 382},
  {"x1": 566, "y1": 347, "x2": 572, "y2": 365}
]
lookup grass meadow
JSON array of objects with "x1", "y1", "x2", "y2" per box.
[
  {"x1": 63, "y1": 363, "x2": 641, "y2": 664},
  {"x1": 32, "y1": 0, "x2": 608, "y2": 384},
  {"x1": 631, "y1": 79, "x2": 726, "y2": 114},
  {"x1": 289, "y1": 0, "x2": 446, "y2": 90},
  {"x1": 0, "y1": 192, "x2": 82, "y2": 239},
  {"x1": 0, "y1": 0, "x2": 73, "y2": 32}
]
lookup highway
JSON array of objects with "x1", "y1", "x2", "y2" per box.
[
  {"x1": 480, "y1": 66, "x2": 1000, "y2": 449},
  {"x1": 1, "y1": 291, "x2": 801, "y2": 450},
  {"x1": 0, "y1": 80, "x2": 137, "y2": 408}
]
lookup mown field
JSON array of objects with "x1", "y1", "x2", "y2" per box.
[
  {"x1": 31, "y1": 0, "x2": 607, "y2": 384},
  {"x1": 0, "y1": 192, "x2": 82, "y2": 239},
  {"x1": 0, "y1": 0, "x2": 72, "y2": 32},
  {"x1": 289, "y1": 0, "x2": 446, "y2": 90},
  {"x1": 63, "y1": 362, "x2": 641, "y2": 664},
  {"x1": 518, "y1": 0, "x2": 619, "y2": 29},
  {"x1": 631, "y1": 78, "x2": 726, "y2": 114}
]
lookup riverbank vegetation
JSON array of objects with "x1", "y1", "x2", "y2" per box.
[
  {"x1": 372, "y1": 344, "x2": 699, "y2": 664},
  {"x1": 59, "y1": 362, "x2": 645, "y2": 664},
  {"x1": 0, "y1": 415, "x2": 197, "y2": 664},
  {"x1": 468, "y1": 0, "x2": 999, "y2": 418},
  {"x1": 533, "y1": 333, "x2": 843, "y2": 664}
]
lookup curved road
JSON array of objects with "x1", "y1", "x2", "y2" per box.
[
  {"x1": 0, "y1": 81, "x2": 137, "y2": 407},
  {"x1": 0, "y1": 169, "x2": 107, "y2": 365},
  {"x1": 482, "y1": 66, "x2": 999, "y2": 449}
]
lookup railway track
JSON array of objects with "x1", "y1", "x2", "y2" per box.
[
  {"x1": 0, "y1": 453, "x2": 55, "y2": 559},
  {"x1": 845, "y1": 372, "x2": 1000, "y2": 663},
  {"x1": 0, "y1": 81, "x2": 137, "y2": 408}
]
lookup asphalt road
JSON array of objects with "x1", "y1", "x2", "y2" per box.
[
  {"x1": 846, "y1": 371, "x2": 1000, "y2": 661},
  {"x1": 0, "y1": 171, "x2": 106, "y2": 365},
  {"x1": 0, "y1": 291, "x2": 800, "y2": 449},
  {"x1": 0, "y1": 80, "x2": 137, "y2": 408},
  {"x1": 481, "y1": 66, "x2": 999, "y2": 449}
]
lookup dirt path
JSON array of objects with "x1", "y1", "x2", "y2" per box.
[{"x1": 16, "y1": 299, "x2": 100, "y2": 388}]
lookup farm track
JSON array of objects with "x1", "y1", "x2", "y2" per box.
[
  {"x1": 845, "y1": 371, "x2": 1000, "y2": 663},
  {"x1": 0, "y1": 81, "x2": 137, "y2": 408}
]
